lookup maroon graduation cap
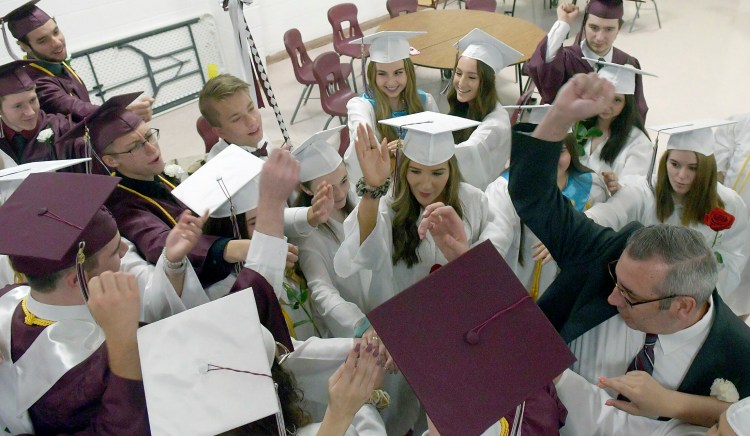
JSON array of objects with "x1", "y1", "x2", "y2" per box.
[
  {"x1": 0, "y1": 173, "x2": 119, "y2": 282},
  {"x1": 586, "y1": 0, "x2": 624, "y2": 20},
  {"x1": 0, "y1": 60, "x2": 34, "y2": 97},
  {"x1": 368, "y1": 240, "x2": 576, "y2": 436},
  {"x1": 1, "y1": 0, "x2": 51, "y2": 40},
  {"x1": 57, "y1": 91, "x2": 143, "y2": 154}
]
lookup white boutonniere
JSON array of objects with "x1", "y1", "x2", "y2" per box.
[
  {"x1": 711, "y1": 378, "x2": 739, "y2": 403},
  {"x1": 164, "y1": 163, "x2": 185, "y2": 180},
  {"x1": 36, "y1": 127, "x2": 53, "y2": 144}
]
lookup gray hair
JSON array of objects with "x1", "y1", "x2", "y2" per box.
[{"x1": 625, "y1": 224, "x2": 717, "y2": 309}]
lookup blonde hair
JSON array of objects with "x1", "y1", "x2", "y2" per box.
[
  {"x1": 198, "y1": 74, "x2": 252, "y2": 127},
  {"x1": 366, "y1": 59, "x2": 424, "y2": 142},
  {"x1": 655, "y1": 150, "x2": 723, "y2": 225}
]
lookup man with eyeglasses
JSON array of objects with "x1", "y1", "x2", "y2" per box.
[
  {"x1": 1, "y1": 1, "x2": 154, "y2": 123},
  {"x1": 506, "y1": 73, "x2": 750, "y2": 434}
]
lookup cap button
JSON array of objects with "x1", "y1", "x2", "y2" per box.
[
  {"x1": 464, "y1": 331, "x2": 480, "y2": 345},
  {"x1": 37, "y1": 207, "x2": 48, "y2": 216}
]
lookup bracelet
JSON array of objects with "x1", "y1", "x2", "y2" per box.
[
  {"x1": 161, "y1": 248, "x2": 187, "y2": 274},
  {"x1": 356, "y1": 177, "x2": 391, "y2": 199},
  {"x1": 366, "y1": 389, "x2": 391, "y2": 410}
]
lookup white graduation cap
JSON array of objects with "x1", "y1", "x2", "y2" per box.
[
  {"x1": 172, "y1": 145, "x2": 263, "y2": 218},
  {"x1": 455, "y1": 28, "x2": 522, "y2": 75},
  {"x1": 649, "y1": 119, "x2": 737, "y2": 156},
  {"x1": 291, "y1": 126, "x2": 344, "y2": 182},
  {"x1": 727, "y1": 397, "x2": 750, "y2": 435},
  {"x1": 380, "y1": 111, "x2": 480, "y2": 166},
  {"x1": 585, "y1": 58, "x2": 657, "y2": 95},
  {"x1": 350, "y1": 30, "x2": 426, "y2": 64},
  {"x1": 137, "y1": 290, "x2": 280, "y2": 435},
  {"x1": 505, "y1": 104, "x2": 553, "y2": 124},
  {"x1": 0, "y1": 158, "x2": 91, "y2": 181}
]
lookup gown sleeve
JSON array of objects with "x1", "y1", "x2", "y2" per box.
[{"x1": 455, "y1": 106, "x2": 512, "y2": 190}]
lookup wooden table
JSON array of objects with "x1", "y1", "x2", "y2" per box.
[{"x1": 378, "y1": 9, "x2": 545, "y2": 82}]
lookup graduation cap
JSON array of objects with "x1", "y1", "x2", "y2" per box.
[
  {"x1": 0, "y1": 60, "x2": 34, "y2": 97},
  {"x1": 650, "y1": 119, "x2": 737, "y2": 156},
  {"x1": 0, "y1": 172, "x2": 119, "y2": 293},
  {"x1": 504, "y1": 104, "x2": 553, "y2": 125},
  {"x1": 172, "y1": 144, "x2": 264, "y2": 219},
  {"x1": 350, "y1": 31, "x2": 426, "y2": 64},
  {"x1": 727, "y1": 397, "x2": 750, "y2": 434},
  {"x1": 586, "y1": 0, "x2": 624, "y2": 19},
  {"x1": 1, "y1": 0, "x2": 50, "y2": 39},
  {"x1": 291, "y1": 126, "x2": 344, "y2": 183},
  {"x1": 585, "y1": 58, "x2": 656, "y2": 94},
  {"x1": 455, "y1": 28, "x2": 522, "y2": 75},
  {"x1": 137, "y1": 289, "x2": 282, "y2": 435},
  {"x1": 379, "y1": 111, "x2": 480, "y2": 166},
  {"x1": 56, "y1": 91, "x2": 143, "y2": 155},
  {"x1": 0, "y1": 157, "x2": 90, "y2": 181},
  {"x1": 368, "y1": 240, "x2": 576, "y2": 436}
]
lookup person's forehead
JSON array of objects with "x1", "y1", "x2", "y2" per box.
[
  {"x1": 617, "y1": 252, "x2": 668, "y2": 295},
  {"x1": 215, "y1": 91, "x2": 254, "y2": 114},
  {"x1": 0, "y1": 88, "x2": 36, "y2": 103},
  {"x1": 375, "y1": 60, "x2": 405, "y2": 72},
  {"x1": 26, "y1": 18, "x2": 57, "y2": 40},
  {"x1": 587, "y1": 14, "x2": 620, "y2": 27},
  {"x1": 112, "y1": 123, "x2": 148, "y2": 146}
]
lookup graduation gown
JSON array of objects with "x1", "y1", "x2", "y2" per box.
[
  {"x1": 508, "y1": 123, "x2": 750, "y2": 399},
  {"x1": 344, "y1": 90, "x2": 439, "y2": 184},
  {"x1": 453, "y1": 104, "x2": 513, "y2": 191},
  {"x1": 581, "y1": 126, "x2": 652, "y2": 185},
  {"x1": 585, "y1": 179, "x2": 750, "y2": 315},
  {"x1": 0, "y1": 111, "x2": 94, "y2": 173},
  {"x1": 524, "y1": 35, "x2": 648, "y2": 121},
  {"x1": 25, "y1": 61, "x2": 98, "y2": 122},
  {"x1": 0, "y1": 286, "x2": 149, "y2": 435}
]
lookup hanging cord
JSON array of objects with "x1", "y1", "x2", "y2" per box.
[
  {"x1": 1, "y1": 23, "x2": 19, "y2": 60},
  {"x1": 217, "y1": 176, "x2": 244, "y2": 275}
]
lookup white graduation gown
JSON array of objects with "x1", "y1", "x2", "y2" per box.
[
  {"x1": 344, "y1": 92, "x2": 439, "y2": 184},
  {"x1": 292, "y1": 216, "x2": 371, "y2": 338},
  {"x1": 581, "y1": 127, "x2": 652, "y2": 186},
  {"x1": 585, "y1": 180, "x2": 750, "y2": 314},
  {"x1": 334, "y1": 183, "x2": 507, "y2": 307},
  {"x1": 454, "y1": 105, "x2": 512, "y2": 191}
]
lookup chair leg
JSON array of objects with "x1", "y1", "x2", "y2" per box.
[
  {"x1": 324, "y1": 115, "x2": 334, "y2": 129},
  {"x1": 303, "y1": 84, "x2": 314, "y2": 104},
  {"x1": 629, "y1": 1, "x2": 641, "y2": 32},
  {"x1": 290, "y1": 85, "x2": 309, "y2": 125},
  {"x1": 653, "y1": 0, "x2": 662, "y2": 29},
  {"x1": 338, "y1": 116, "x2": 345, "y2": 126}
]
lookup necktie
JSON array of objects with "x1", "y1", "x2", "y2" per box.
[
  {"x1": 596, "y1": 57, "x2": 606, "y2": 72},
  {"x1": 11, "y1": 134, "x2": 28, "y2": 162},
  {"x1": 252, "y1": 142, "x2": 268, "y2": 158},
  {"x1": 618, "y1": 333, "x2": 658, "y2": 401}
]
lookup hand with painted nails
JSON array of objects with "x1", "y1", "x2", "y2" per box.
[{"x1": 418, "y1": 202, "x2": 469, "y2": 262}]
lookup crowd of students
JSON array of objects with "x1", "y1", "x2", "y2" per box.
[{"x1": 0, "y1": 0, "x2": 749, "y2": 434}]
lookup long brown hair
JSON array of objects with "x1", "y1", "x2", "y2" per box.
[
  {"x1": 655, "y1": 150, "x2": 723, "y2": 225},
  {"x1": 582, "y1": 94, "x2": 649, "y2": 165},
  {"x1": 366, "y1": 59, "x2": 424, "y2": 142},
  {"x1": 447, "y1": 58, "x2": 498, "y2": 143},
  {"x1": 392, "y1": 155, "x2": 464, "y2": 267}
]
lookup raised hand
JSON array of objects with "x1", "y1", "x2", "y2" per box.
[
  {"x1": 363, "y1": 327, "x2": 397, "y2": 375},
  {"x1": 286, "y1": 243, "x2": 299, "y2": 269},
  {"x1": 164, "y1": 210, "x2": 208, "y2": 264},
  {"x1": 127, "y1": 96, "x2": 155, "y2": 122},
  {"x1": 557, "y1": 2, "x2": 580, "y2": 24},
  {"x1": 355, "y1": 123, "x2": 391, "y2": 187},
  {"x1": 418, "y1": 203, "x2": 470, "y2": 262},
  {"x1": 532, "y1": 241, "x2": 555, "y2": 265},
  {"x1": 307, "y1": 181, "x2": 335, "y2": 227},
  {"x1": 260, "y1": 148, "x2": 300, "y2": 206},
  {"x1": 327, "y1": 343, "x2": 386, "y2": 420},
  {"x1": 598, "y1": 371, "x2": 672, "y2": 417},
  {"x1": 601, "y1": 171, "x2": 621, "y2": 195}
]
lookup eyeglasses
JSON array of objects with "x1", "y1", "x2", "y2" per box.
[
  {"x1": 608, "y1": 260, "x2": 683, "y2": 308},
  {"x1": 107, "y1": 128, "x2": 160, "y2": 156}
]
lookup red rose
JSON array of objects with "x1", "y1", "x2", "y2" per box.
[
  {"x1": 429, "y1": 264, "x2": 442, "y2": 274},
  {"x1": 703, "y1": 207, "x2": 735, "y2": 232}
]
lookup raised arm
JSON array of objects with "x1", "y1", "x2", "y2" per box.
[{"x1": 354, "y1": 123, "x2": 391, "y2": 245}]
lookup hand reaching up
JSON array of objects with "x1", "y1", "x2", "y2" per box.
[
  {"x1": 164, "y1": 210, "x2": 208, "y2": 264},
  {"x1": 355, "y1": 123, "x2": 391, "y2": 187},
  {"x1": 418, "y1": 203, "x2": 470, "y2": 262},
  {"x1": 307, "y1": 181, "x2": 335, "y2": 227}
]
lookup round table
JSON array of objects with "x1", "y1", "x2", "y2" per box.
[{"x1": 378, "y1": 9, "x2": 545, "y2": 77}]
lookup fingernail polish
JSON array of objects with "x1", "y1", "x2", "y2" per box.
[
  {"x1": 373, "y1": 349, "x2": 380, "y2": 357},
  {"x1": 354, "y1": 343, "x2": 360, "y2": 352}
]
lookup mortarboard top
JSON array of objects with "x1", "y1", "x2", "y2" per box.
[
  {"x1": 0, "y1": 60, "x2": 34, "y2": 97},
  {"x1": 368, "y1": 240, "x2": 576, "y2": 436},
  {"x1": 350, "y1": 31, "x2": 426, "y2": 64},
  {"x1": 585, "y1": 58, "x2": 656, "y2": 95},
  {"x1": 505, "y1": 104, "x2": 553, "y2": 124},
  {"x1": 0, "y1": 157, "x2": 90, "y2": 181},
  {"x1": 650, "y1": 119, "x2": 737, "y2": 157},
  {"x1": 1, "y1": 0, "x2": 50, "y2": 40},
  {"x1": 379, "y1": 111, "x2": 480, "y2": 166},
  {"x1": 172, "y1": 144, "x2": 264, "y2": 218},
  {"x1": 292, "y1": 125, "x2": 344, "y2": 183},
  {"x1": 137, "y1": 289, "x2": 280, "y2": 436},
  {"x1": 56, "y1": 92, "x2": 143, "y2": 154},
  {"x1": 455, "y1": 28, "x2": 522, "y2": 75},
  {"x1": 727, "y1": 397, "x2": 750, "y2": 434},
  {"x1": 586, "y1": 0, "x2": 624, "y2": 19},
  {"x1": 0, "y1": 173, "x2": 119, "y2": 276}
]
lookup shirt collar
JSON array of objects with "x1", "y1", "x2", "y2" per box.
[
  {"x1": 26, "y1": 292, "x2": 94, "y2": 322},
  {"x1": 580, "y1": 40, "x2": 613, "y2": 67},
  {"x1": 658, "y1": 295, "x2": 714, "y2": 355}
]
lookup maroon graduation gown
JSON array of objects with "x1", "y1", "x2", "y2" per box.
[
  {"x1": 524, "y1": 38, "x2": 649, "y2": 121},
  {"x1": 0, "y1": 111, "x2": 102, "y2": 174},
  {"x1": 105, "y1": 176, "x2": 294, "y2": 350},
  {"x1": 2, "y1": 286, "x2": 149, "y2": 435},
  {"x1": 501, "y1": 383, "x2": 567, "y2": 435},
  {"x1": 25, "y1": 61, "x2": 98, "y2": 122}
]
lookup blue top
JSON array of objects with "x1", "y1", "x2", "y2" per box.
[
  {"x1": 361, "y1": 89, "x2": 429, "y2": 138},
  {"x1": 503, "y1": 170, "x2": 593, "y2": 212}
]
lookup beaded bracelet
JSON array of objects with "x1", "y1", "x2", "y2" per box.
[
  {"x1": 356, "y1": 177, "x2": 391, "y2": 199},
  {"x1": 161, "y1": 248, "x2": 187, "y2": 274}
]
